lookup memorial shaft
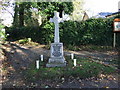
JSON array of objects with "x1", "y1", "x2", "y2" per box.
[{"x1": 55, "y1": 23, "x2": 59, "y2": 43}]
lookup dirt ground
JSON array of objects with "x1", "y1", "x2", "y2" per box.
[{"x1": 0, "y1": 42, "x2": 119, "y2": 89}]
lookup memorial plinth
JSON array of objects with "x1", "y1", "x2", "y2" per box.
[{"x1": 46, "y1": 43, "x2": 66, "y2": 67}]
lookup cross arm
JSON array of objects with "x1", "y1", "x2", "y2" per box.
[
  {"x1": 58, "y1": 18, "x2": 64, "y2": 23},
  {"x1": 50, "y1": 18, "x2": 54, "y2": 22}
]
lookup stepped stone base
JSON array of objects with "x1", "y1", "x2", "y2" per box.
[
  {"x1": 46, "y1": 62, "x2": 66, "y2": 67},
  {"x1": 46, "y1": 43, "x2": 66, "y2": 67},
  {"x1": 46, "y1": 57, "x2": 66, "y2": 67}
]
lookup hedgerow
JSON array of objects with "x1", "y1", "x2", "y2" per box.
[{"x1": 6, "y1": 18, "x2": 120, "y2": 46}]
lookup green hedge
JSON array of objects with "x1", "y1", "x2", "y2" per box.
[
  {"x1": 61, "y1": 18, "x2": 114, "y2": 46},
  {"x1": 6, "y1": 18, "x2": 120, "y2": 46},
  {"x1": 6, "y1": 21, "x2": 54, "y2": 44}
]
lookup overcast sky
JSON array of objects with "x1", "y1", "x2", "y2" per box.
[{"x1": 83, "y1": 0, "x2": 120, "y2": 17}]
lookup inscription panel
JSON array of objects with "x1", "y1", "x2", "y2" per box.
[{"x1": 51, "y1": 43, "x2": 63, "y2": 57}]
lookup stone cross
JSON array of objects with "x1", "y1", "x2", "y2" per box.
[
  {"x1": 50, "y1": 11, "x2": 64, "y2": 43},
  {"x1": 46, "y1": 11, "x2": 67, "y2": 67}
]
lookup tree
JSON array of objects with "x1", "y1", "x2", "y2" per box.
[
  {"x1": 19, "y1": 3, "x2": 24, "y2": 27},
  {"x1": 0, "y1": 0, "x2": 14, "y2": 18},
  {"x1": 0, "y1": 0, "x2": 14, "y2": 26},
  {"x1": 13, "y1": 3, "x2": 19, "y2": 26},
  {"x1": 13, "y1": 2, "x2": 33, "y2": 27},
  {"x1": 12, "y1": 2, "x2": 73, "y2": 27},
  {"x1": 71, "y1": 0, "x2": 85, "y2": 21},
  {"x1": 37, "y1": 2, "x2": 73, "y2": 21}
]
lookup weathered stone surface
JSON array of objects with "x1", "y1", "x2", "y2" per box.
[
  {"x1": 46, "y1": 43, "x2": 66, "y2": 67},
  {"x1": 46, "y1": 11, "x2": 66, "y2": 67}
]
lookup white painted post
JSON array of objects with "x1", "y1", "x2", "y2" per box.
[
  {"x1": 36, "y1": 60, "x2": 39, "y2": 69},
  {"x1": 74, "y1": 59, "x2": 76, "y2": 66},
  {"x1": 41, "y1": 55, "x2": 43, "y2": 61},
  {"x1": 71, "y1": 53, "x2": 74, "y2": 59},
  {"x1": 113, "y1": 33, "x2": 116, "y2": 47}
]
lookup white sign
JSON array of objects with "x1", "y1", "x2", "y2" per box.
[{"x1": 114, "y1": 22, "x2": 120, "y2": 31}]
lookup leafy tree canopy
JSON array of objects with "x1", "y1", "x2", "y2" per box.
[
  {"x1": 35, "y1": 2, "x2": 73, "y2": 21},
  {"x1": 13, "y1": 2, "x2": 73, "y2": 27}
]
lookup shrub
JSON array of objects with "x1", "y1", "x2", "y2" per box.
[
  {"x1": 0, "y1": 24, "x2": 6, "y2": 43},
  {"x1": 6, "y1": 21, "x2": 54, "y2": 44},
  {"x1": 6, "y1": 18, "x2": 120, "y2": 46},
  {"x1": 61, "y1": 18, "x2": 114, "y2": 46}
]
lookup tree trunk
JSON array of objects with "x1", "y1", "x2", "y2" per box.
[
  {"x1": 13, "y1": 3, "x2": 19, "y2": 26},
  {"x1": 19, "y1": 3, "x2": 24, "y2": 27}
]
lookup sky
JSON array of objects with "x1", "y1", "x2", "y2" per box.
[
  {"x1": 83, "y1": 0, "x2": 120, "y2": 17},
  {"x1": 1, "y1": 0, "x2": 120, "y2": 26}
]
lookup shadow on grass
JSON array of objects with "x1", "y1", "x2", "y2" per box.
[
  {"x1": 1, "y1": 42, "x2": 49, "y2": 88},
  {"x1": 1, "y1": 42, "x2": 119, "y2": 88}
]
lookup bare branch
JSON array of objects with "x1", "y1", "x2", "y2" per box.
[{"x1": 2, "y1": 6, "x2": 14, "y2": 18}]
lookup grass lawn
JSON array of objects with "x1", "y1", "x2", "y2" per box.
[{"x1": 23, "y1": 56, "x2": 116, "y2": 82}]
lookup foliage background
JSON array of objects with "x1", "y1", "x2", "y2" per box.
[
  {"x1": 2, "y1": 2, "x2": 119, "y2": 47},
  {"x1": 0, "y1": 24, "x2": 6, "y2": 42},
  {"x1": 6, "y1": 18, "x2": 120, "y2": 46}
]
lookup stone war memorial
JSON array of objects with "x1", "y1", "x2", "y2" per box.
[{"x1": 46, "y1": 11, "x2": 66, "y2": 67}]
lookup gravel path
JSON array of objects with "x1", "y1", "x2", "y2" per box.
[{"x1": 1, "y1": 42, "x2": 119, "y2": 89}]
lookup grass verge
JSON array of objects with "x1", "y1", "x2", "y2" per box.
[{"x1": 23, "y1": 56, "x2": 116, "y2": 82}]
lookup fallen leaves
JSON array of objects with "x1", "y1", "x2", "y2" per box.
[
  {"x1": 20, "y1": 67, "x2": 27, "y2": 70},
  {"x1": 107, "y1": 51, "x2": 118, "y2": 55},
  {"x1": 8, "y1": 66, "x2": 15, "y2": 72},
  {"x1": 107, "y1": 75, "x2": 116, "y2": 81},
  {"x1": 99, "y1": 74, "x2": 117, "y2": 81},
  {"x1": 102, "y1": 86, "x2": 109, "y2": 88},
  {"x1": 30, "y1": 83, "x2": 38, "y2": 87},
  {"x1": 99, "y1": 74, "x2": 106, "y2": 79}
]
